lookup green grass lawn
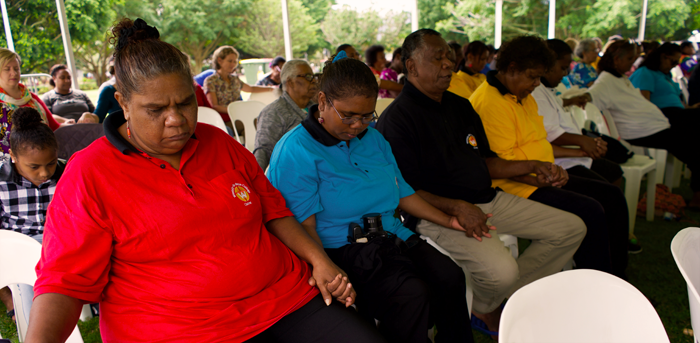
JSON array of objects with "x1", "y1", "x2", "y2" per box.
[{"x1": 2, "y1": 179, "x2": 697, "y2": 342}]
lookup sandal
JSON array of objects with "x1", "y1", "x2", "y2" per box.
[
  {"x1": 471, "y1": 314, "x2": 498, "y2": 337},
  {"x1": 5, "y1": 309, "x2": 13, "y2": 318}
]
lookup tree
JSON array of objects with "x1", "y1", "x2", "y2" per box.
[
  {"x1": 418, "y1": 0, "x2": 465, "y2": 42},
  {"x1": 235, "y1": 0, "x2": 320, "y2": 58},
  {"x1": 321, "y1": 5, "x2": 382, "y2": 51},
  {"x1": 299, "y1": 0, "x2": 334, "y2": 54},
  {"x1": 577, "y1": 0, "x2": 690, "y2": 41},
  {"x1": 378, "y1": 10, "x2": 412, "y2": 52},
  {"x1": 153, "y1": 0, "x2": 250, "y2": 73},
  {"x1": 66, "y1": 0, "x2": 123, "y2": 86},
  {"x1": 0, "y1": 0, "x2": 65, "y2": 74}
]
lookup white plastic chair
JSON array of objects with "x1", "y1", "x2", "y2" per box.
[
  {"x1": 0, "y1": 230, "x2": 84, "y2": 343},
  {"x1": 671, "y1": 227, "x2": 700, "y2": 343},
  {"x1": 593, "y1": 103, "x2": 668, "y2": 186},
  {"x1": 421, "y1": 233, "x2": 518, "y2": 318},
  {"x1": 499, "y1": 269, "x2": 669, "y2": 343},
  {"x1": 227, "y1": 100, "x2": 266, "y2": 152},
  {"x1": 197, "y1": 106, "x2": 228, "y2": 133},
  {"x1": 375, "y1": 98, "x2": 394, "y2": 117},
  {"x1": 248, "y1": 88, "x2": 282, "y2": 105},
  {"x1": 594, "y1": 106, "x2": 657, "y2": 236}
]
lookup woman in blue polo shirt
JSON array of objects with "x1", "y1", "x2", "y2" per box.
[
  {"x1": 268, "y1": 55, "x2": 474, "y2": 343},
  {"x1": 630, "y1": 42, "x2": 700, "y2": 123}
]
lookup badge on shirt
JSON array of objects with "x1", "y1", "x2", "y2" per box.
[
  {"x1": 467, "y1": 134, "x2": 478, "y2": 149},
  {"x1": 232, "y1": 183, "x2": 253, "y2": 206}
]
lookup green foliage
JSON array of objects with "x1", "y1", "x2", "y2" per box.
[
  {"x1": 418, "y1": 0, "x2": 465, "y2": 43},
  {"x1": 431, "y1": 0, "x2": 696, "y2": 45},
  {"x1": 299, "y1": 0, "x2": 334, "y2": 23},
  {"x1": 0, "y1": 0, "x2": 64, "y2": 74},
  {"x1": 322, "y1": 5, "x2": 381, "y2": 50},
  {"x1": 152, "y1": 0, "x2": 249, "y2": 72},
  {"x1": 578, "y1": 0, "x2": 690, "y2": 40},
  {"x1": 235, "y1": 0, "x2": 320, "y2": 58},
  {"x1": 299, "y1": 0, "x2": 334, "y2": 54},
  {"x1": 321, "y1": 5, "x2": 411, "y2": 53}
]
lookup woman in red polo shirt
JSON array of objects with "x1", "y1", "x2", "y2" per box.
[{"x1": 25, "y1": 18, "x2": 384, "y2": 343}]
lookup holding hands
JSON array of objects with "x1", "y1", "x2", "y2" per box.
[
  {"x1": 308, "y1": 260, "x2": 356, "y2": 307},
  {"x1": 453, "y1": 201, "x2": 495, "y2": 242},
  {"x1": 530, "y1": 161, "x2": 568, "y2": 188}
]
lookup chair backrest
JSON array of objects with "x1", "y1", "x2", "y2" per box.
[
  {"x1": 499, "y1": 269, "x2": 669, "y2": 343},
  {"x1": 598, "y1": 107, "x2": 621, "y2": 140},
  {"x1": 248, "y1": 88, "x2": 282, "y2": 105},
  {"x1": 375, "y1": 98, "x2": 394, "y2": 117},
  {"x1": 583, "y1": 102, "x2": 611, "y2": 136},
  {"x1": 567, "y1": 106, "x2": 586, "y2": 131},
  {"x1": 54, "y1": 123, "x2": 105, "y2": 160},
  {"x1": 671, "y1": 227, "x2": 700, "y2": 340},
  {"x1": 227, "y1": 100, "x2": 266, "y2": 152},
  {"x1": 0, "y1": 230, "x2": 41, "y2": 288},
  {"x1": 0, "y1": 230, "x2": 85, "y2": 342},
  {"x1": 197, "y1": 106, "x2": 228, "y2": 133}
]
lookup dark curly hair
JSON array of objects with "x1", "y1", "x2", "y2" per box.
[
  {"x1": 463, "y1": 41, "x2": 488, "y2": 62},
  {"x1": 546, "y1": 39, "x2": 573, "y2": 60},
  {"x1": 496, "y1": 35, "x2": 555, "y2": 73},
  {"x1": 48, "y1": 64, "x2": 68, "y2": 87},
  {"x1": 320, "y1": 55, "x2": 378, "y2": 103},
  {"x1": 365, "y1": 45, "x2": 385, "y2": 69},
  {"x1": 640, "y1": 42, "x2": 681, "y2": 71},
  {"x1": 10, "y1": 107, "x2": 57, "y2": 155},
  {"x1": 109, "y1": 18, "x2": 192, "y2": 103}
]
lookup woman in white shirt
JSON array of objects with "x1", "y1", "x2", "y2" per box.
[{"x1": 588, "y1": 40, "x2": 700, "y2": 208}]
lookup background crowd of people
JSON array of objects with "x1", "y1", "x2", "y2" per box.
[{"x1": 0, "y1": 13, "x2": 697, "y2": 343}]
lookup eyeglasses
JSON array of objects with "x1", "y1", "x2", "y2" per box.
[
  {"x1": 296, "y1": 73, "x2": 320, "y2": 82},
  {"x1": 328, "y1": 99, "x2": 378, "y2": 125}
]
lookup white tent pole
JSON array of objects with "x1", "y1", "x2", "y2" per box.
[
  {"x1": 281, "y1": 0, "x2": 293, "y2": 60},
  {"x1": 0, "y1": 0, "x2": 14, "y2": 51},
  {"x1": 411, "y1": 0, "x2": 419, "y2": 32},
  {"x1": 638, "y1": 0, "x2": 648, "y2": 41},
  {"x1": 548, "y1": 0, "x2": 556, "y2": 39},
  {"x1": 56, "y1": 0, "x2": 79, "y2": 90},
  {"x1": 495, "y1": 0, "x2": 503, "y2": 48}
]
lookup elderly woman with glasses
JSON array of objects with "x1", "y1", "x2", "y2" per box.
[
  {"x1": 254, "y1": 59, "x2": 318, "y2": 170},
  {"x1": 267, "y1": 54, "x2": 474, "y2": 343},
  {"x1": 570, "y1": 39, "x2": 601, "y2": 88}
]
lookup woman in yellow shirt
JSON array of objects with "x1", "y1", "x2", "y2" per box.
[
  {"x1": 448, "y1": 41, "x2": 489, "y2": 99},
  {"x1": 470, "y1": 35, "x2": 628, "y2": 279}
]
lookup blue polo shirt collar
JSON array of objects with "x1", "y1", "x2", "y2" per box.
[{"x1": 301, "y1": 104, "x2": 368, "y2": 147}]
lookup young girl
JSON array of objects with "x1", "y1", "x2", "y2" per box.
[{"x1": 0, "y1": 107, "x2": 63, "y2": 323}]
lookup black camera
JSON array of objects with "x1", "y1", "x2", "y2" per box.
[{"x1": 348, "y1": 213, "x2": 389, "y2": 243}]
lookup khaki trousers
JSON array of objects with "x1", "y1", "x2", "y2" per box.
[{"x1": 416, "y1": 191, "x2": 585, "y2": 313}]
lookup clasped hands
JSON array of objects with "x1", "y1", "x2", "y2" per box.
[{"x1": 308, "y1": 260, "x2": 356, "y2": 308}]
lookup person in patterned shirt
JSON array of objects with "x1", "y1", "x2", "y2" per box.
[{"x1": 0, "y1": 106, "x2": 64, "y2": 323}]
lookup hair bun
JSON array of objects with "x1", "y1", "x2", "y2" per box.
[
  {"x1": 112, "y1": 18, "x2": 160, "y2": 52},
  {"x1": 12, "y1": 107, "x2": 43, "y2": 131}
]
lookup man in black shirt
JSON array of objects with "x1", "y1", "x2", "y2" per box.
[{"x1": 376, "y1": 29, "x2": 586, "y2": 336}]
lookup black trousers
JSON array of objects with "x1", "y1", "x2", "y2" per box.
[
  {"x1": 529, "y1": 175, "x2": 628, "y2": 279},
  {"x1": 580, "y1": 158, "x2": 624, "y2": 184},
  {"x1": 625, "y1": 107, "x2": 700, "y2": 192},
  {"x1": 326, "y1": 237, "x2": 473, "y2": 343},
  {"x1": 246, "y1": 294, "x2": 386, "y2": 343}
]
